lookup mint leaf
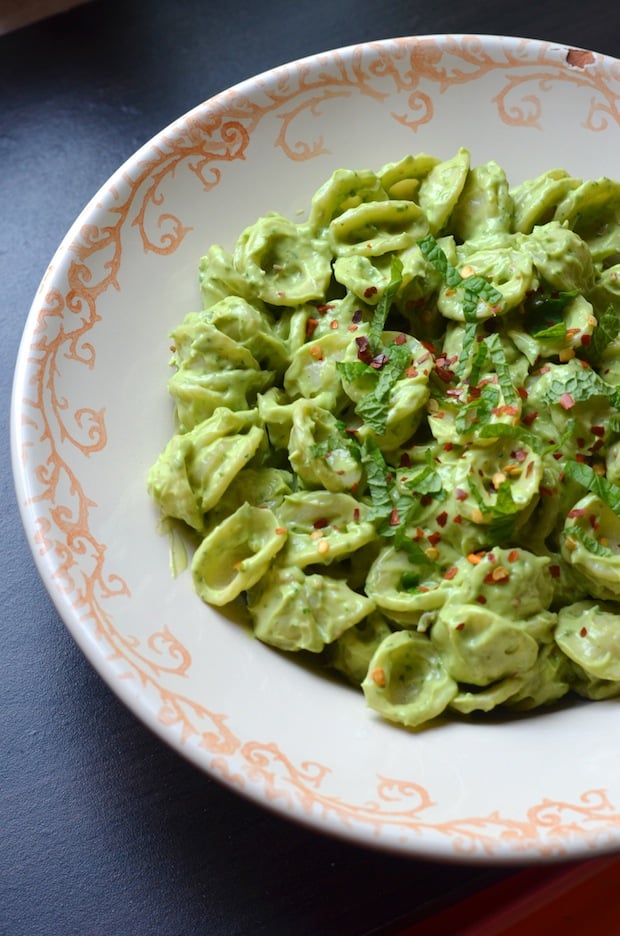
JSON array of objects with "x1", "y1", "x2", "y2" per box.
[
  {"x1": 588, "y1": 304, "x2": 620, "y2": 362},
  {"x1": 418, "y1": 234, "x2": 503, "y2": 322},
  {"x1": 355, "y1": 341, "x2": 412, "y2": 433},
  {"x1": 563, "y1": 460, "x2": 620, "y2": 516},
  {"x1": 564, "y1": 524, "x2": 614, "y2": 557},
  {"x1": 484, "y1": 333, "x2": 518, "y2": 403},
  {"x1": 368, "y1": 255, "x2": 403, "y2": 351}
]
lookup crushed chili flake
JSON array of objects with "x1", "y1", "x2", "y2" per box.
[
  {"x1": 389, "y1": 508, "x2": 400, "y2": 526},
  {"x1": 580, "y1": 627, "x2": 588, "y2": 638},
  {"x1": 589, "y1": 439, "x2": 605, "y2": 453},
  {"x1": 313, "y1": 517, "x2": 329, "y2": 529},
  {"x1": 428, "y1": 531, "x2": 442, "y2": 547},
  {"x1": 453, "y1": 514, "x2": 463, "y2": 524},
  {"x1": 370, "y1": 667, "x2": 386, "y2": 687},
  {"x1": 589, "y1": 514, "x2": 600, "y2": 530},
  {"x1": 467, "y1": 552, "x2": 483, "y2": 564},
  {"x1": 370, "y1": 353, "x2": 389, "y2": 370},
  {"x1": 443, "y1": 567, "x2": 458, "y2": 580},
  {"x1": 355, "y1": 335, "x2": 373, "y2": 363},
  {"x1": 394, "y1": 333, "x2": 407, "y2": 345},
  {"x1": 443, "y1": 442, "x2": 454, "y2": 452},
  {"x1": 522, "y1": 411, "x2": 538, "y2": 426},
  {"x1": 315, "y1": 303, "x2": 334, "y2": 314},
  {"x1": 309, "y1": 344, "x2": 323, "y2": 360},
  {"x1": 455, "y1": 622, "x2": 465, "y2": 631},
  {"x1": 329, "y1": 319, "x2": 339, "y2": 330},
  {"x1": 435, "y1": 365, "x2": 456, "y2": 383},
  {"x1": 581, "y1": 333, "x2": 591, "y2": 347},
  {"x1": 406, "y1": 365, "x2": 419, "y2": 378},
  {"x1": 353, "y1": 507, "x2": 360, "y2": 522},
  {"x1": 455, "y1": 488, "x2": 468, "y2": 501},
  {"x1": 559, "y1": 392, "x2": 575, "y2": 410},
  {"x1": 348, "y1": 323, "x2": 359, "y2": 332},
  {"x1": 575, "y1": 453, "x2": 586, "y2": 463},
  {"x1": 591, "y1": 425, "x2": 605, "y2": 438},
  {"x1": 436, "y1": 511, "x2": 448, "y2": 528},
  {"x1": 415, "y1": 527, "x2": 425, "y2": 540},
  {"x1": 567, "y1": 507, "x2": 588, "y2": 518},
  {"x1": 539, "y1": 485, "x2": 553, "y2": 496},
  {"x1": 492, "y1": 404, "x2": 520, "y2": 417},
  {"x1": 352, "y1": 309, "x2": 363, "y2": 323},
  {"x1": 552, "y1": 451, "x2": 563, "y2": 460},
  {"x1": 508, "y1": 549, "x2": 519, "y2": 563},
  {"x1": 420, "y1": 494, "x2": 433, "y2": 507},
  {"x1": 306, "y1": 317, "x2": 319, "y2": 337},
  {"x1": 549, "y1": 564, "x2": 561, "y2": 578},
  {"x1": 517, "y1": 386, "x2": 528, "y2": 400},
  {"x1": 399, "y1": 452, "x2": 412, "y2": 468},
  {"x1": 484, "y1": 565, "x2": 509, "y2": 584},
  {"x1": 275, "y1": 527, "x2": 288, "y2": 535},
  {"x1": 476, "y1": 595, "x2": 487, "y2": 604},
  {"x1": 364, "y1": 286, "x2": 378, "y2": 298}
]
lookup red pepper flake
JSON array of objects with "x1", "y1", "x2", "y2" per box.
[
  {"x1": 355, "y1": 335, "x2": 373, "y2": 363},
  {"x1": 549, "y1": 564, "x2": 561, "y2": 579},
  {"x1": 443, "y1": 442, "x2": 454, "y2": 452},
  {"x1": 353, "y1": 507, "x2": 360, "y2": 522},
  {"x1": 492, "y1": 404, "x2": 520, "y2": 417},
  {"x1": 399, "y1": 453, "x2": 412, "y2": 468},
  {"x1": 539, "y1": 485, "x2": 553, "y2": 496},
  {"x1": 483, "y1": 565, "x2": 510, "y2": 584},
  {"x1": 389, "y1": 508, "x2": 400, "y2": 526},
  {"x1": 589, "y1": 514, "x2": 600, "y2": 531},
  {"x1": 436, "y1": 511, "x2": 448, "y2": 528},
  {"x1": 417, "y1": 352, "x2": 431, "y2": 365},
  {"x1": 468, "y1": 386, "x2": 482, "y2": 400},
  {"x1": 345, "y1": 426, "x2": 359, "y2": 436},
  {"x1": 420, "y1": 494, "x2": 433, "y2": 507},
  {"x1": 443, "y1": 567, "x2": 458, "y2": 580},
  {"x1": 364, "y1": 286, "x2": 378, "y2": 298},
  {"x1": 309, "y1": 344, "x2": 323, "y2": 360},
  {"x1": 415, "y1": 527, "x2": 425, "y2": 540},
  {"x1": 467, "y1": 552, "x2": 483, "y2": 565},
  {"x1": 352, "y1": 309, "x2": 363, "y2": 324},
  {"x1": 476, "y1": 595, "x2": 487, "y2": 604},
  {"x1": 455, "y1": 488, "x2": 469, "y2": 502},
  {"x1": 329, "y1": 319, "x2": 339, "y2": 330},
  {"x1": 453, "y1": 514, "x2": 463, "y2": 524},
  {"x1": 428, "y1": 531, "x2": 442, "y2": 547},
  {"x1": 592, "y1": 425, "x2": 605, "y2": 438},
  {"x1": 575, "y1": 453, "x2": 586, "y2": 463},
  {"x1": 315, "y1": 303, "x2": 334, "y2": 314},
  {"x1": 508, "y1": 549, "x2": 519, "y2": 563},
  {"x1": 577, "y1": 437, "x2": 586, "y2": 448},
  {"x1": 567, "y1": 507, "x2": 588, "y2": 518},
  {"x1": 581, "y1": 333, "x2": 591, "y2": 347},
  {"x1": 406, "y1": 365, "x2": 419, "y2": 379},
  {"x1": 517, "y1": 386, "x2": 528, "y2": 400},
  {"x1": 370, "y1": 353, "x2": 389, "y2": 370},
  {"x1": 394, "y1": 333, "x2": 407, "y2": 345},
  {"x1": 522, "y1": 411, "x2": 538, "y2": 426},
  {"x1": 313, "y1": 517, "x2": 329, "y2": 529},
  {"x1": 559, "y1": 392, "x2": 575, "y2": 410},
  {"x1": 435, "y1": 365, "x2": 456, "y2": 383},
  {"x1": 306, "y1": 317, "x2": 319, "y2": 338},
  {"x1": 589, "y1": 439, "x2": 604, "y2": 453},
  {"x1": 580, "y1": 626, "x2": 588, "y2": 638},
  {"x1": 455, "y1": 622, "x2": 465, "y2": 631}
]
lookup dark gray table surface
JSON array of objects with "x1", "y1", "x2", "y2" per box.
[{"x1": 2, "y1": 2, "x2": 620, "y2": 934}]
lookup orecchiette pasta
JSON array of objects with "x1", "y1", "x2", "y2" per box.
[{"x1": 148, "y1": 149, "x2": 620, "y2": 730}]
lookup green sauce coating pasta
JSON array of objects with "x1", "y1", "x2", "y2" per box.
[{"x1": 148, "y1": 149, "x2": 620, "y2": 730}]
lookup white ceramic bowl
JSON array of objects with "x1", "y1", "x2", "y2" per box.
[{"x1": 12, "y1": 34, "x2": 620, "y2": 863}]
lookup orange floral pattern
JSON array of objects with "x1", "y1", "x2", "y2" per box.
[{"x1": 14, "y1": 35, "x2": 620, "y2": 859}]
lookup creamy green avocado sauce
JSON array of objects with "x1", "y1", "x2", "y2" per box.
[{"x1": 147, "y1": 148, "x2": 620, "y2": 730}]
